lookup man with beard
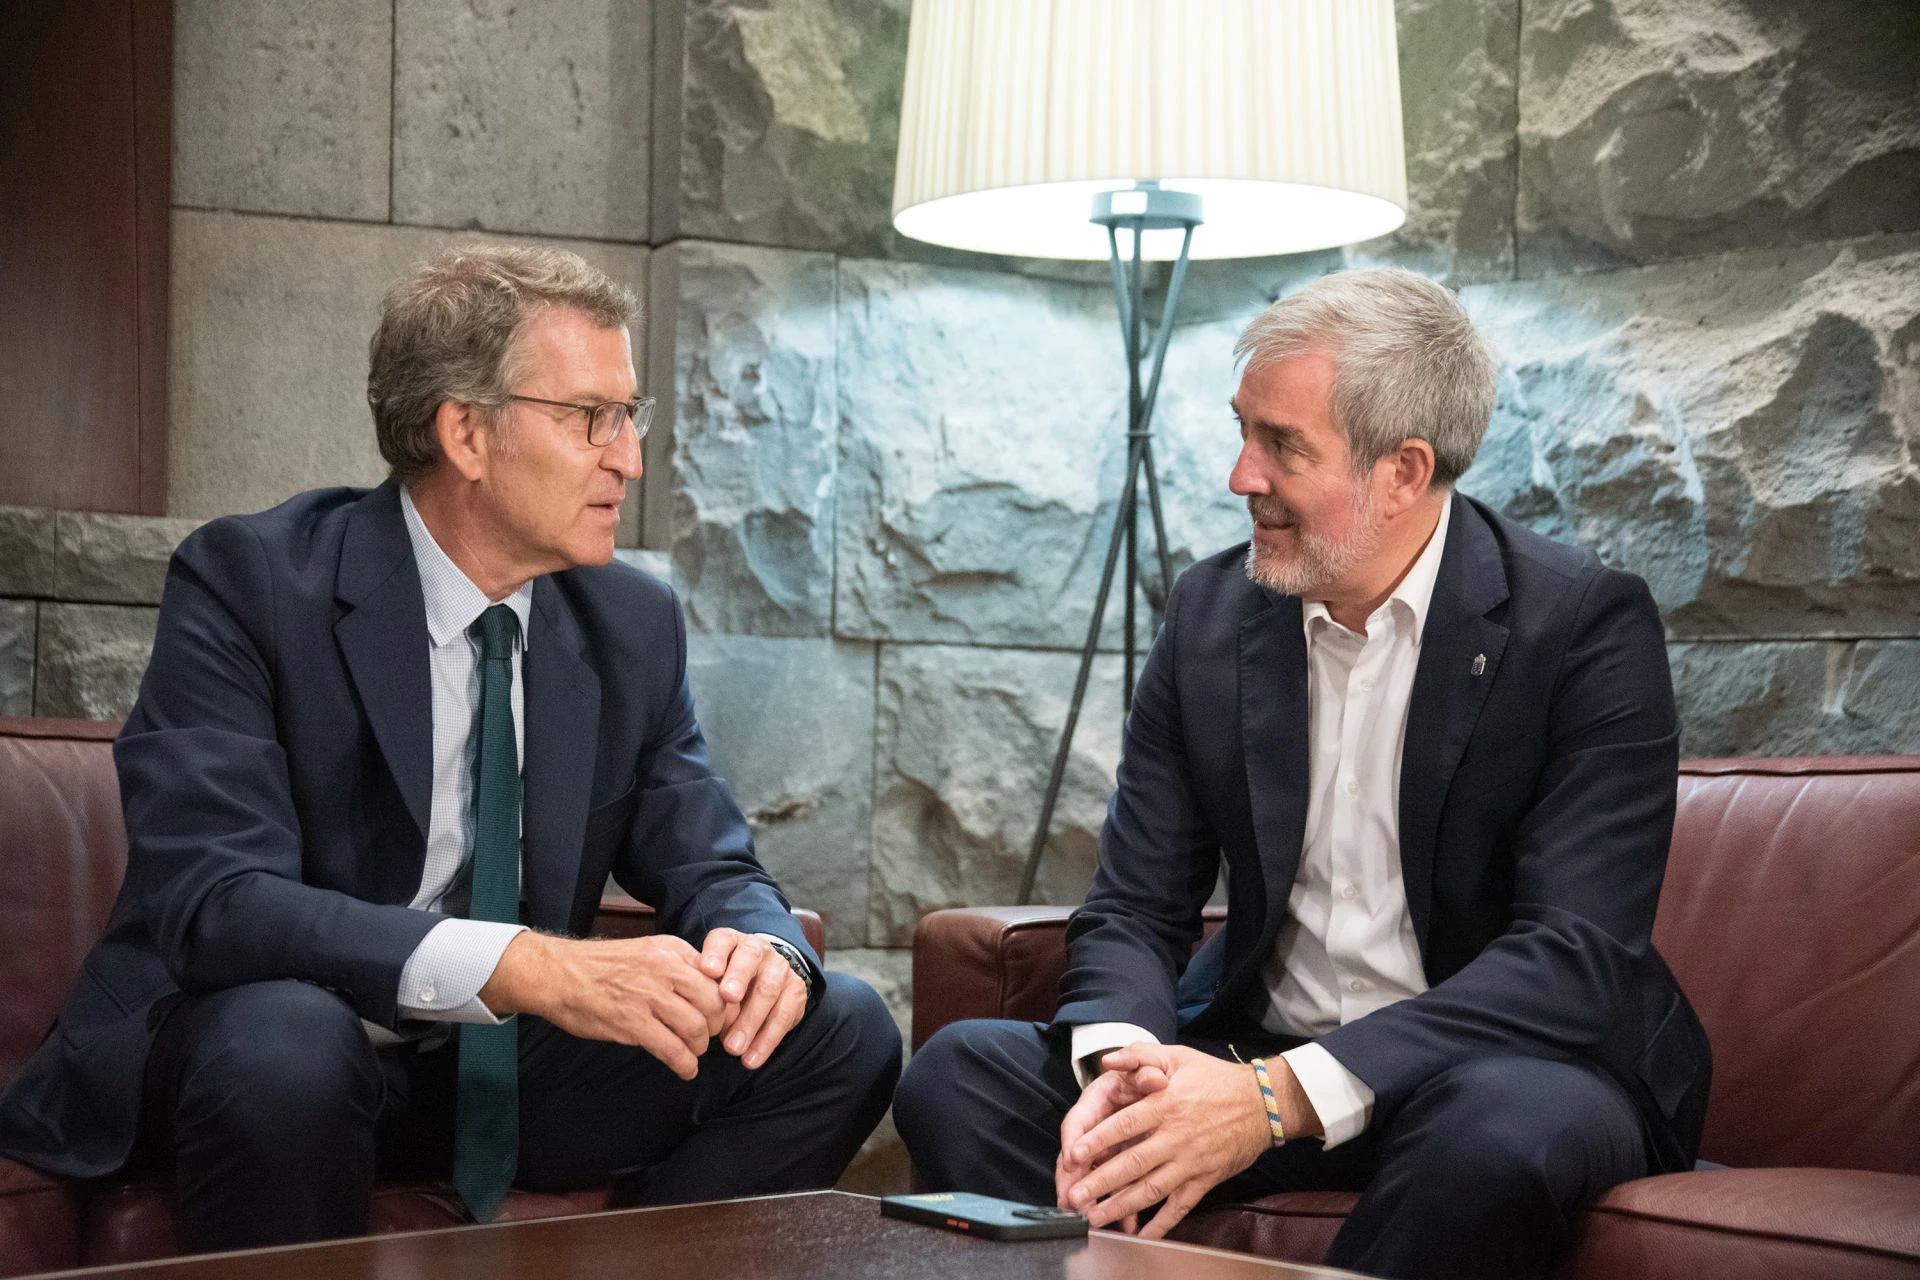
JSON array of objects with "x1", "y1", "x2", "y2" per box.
[{"x1": 894, "y1": 267, "x2": 1709, "y2": 1280}]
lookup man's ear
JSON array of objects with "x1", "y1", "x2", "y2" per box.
[
  {"x1": 1379, "y1": 438, "x2": 1436, "y2": 519},
  {"x1": 434, "y1": 399, "x2": 491, "y2": 483}
]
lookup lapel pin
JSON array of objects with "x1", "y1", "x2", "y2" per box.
[{"x1": 1470, "y1": 653, "x2": 1486, "y2": 677}]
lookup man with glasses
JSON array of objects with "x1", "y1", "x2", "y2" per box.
[{"x1": 0, "y1": 245, "x2": 901, "y2": 1250}]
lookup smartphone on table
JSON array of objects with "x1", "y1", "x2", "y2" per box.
[{"x1": 880, "y1": 1191, "x2": 1090, "y2": 1241}]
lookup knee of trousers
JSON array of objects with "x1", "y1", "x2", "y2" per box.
[
  {"x1": 892, "y1": 1020, "x2": 1034, "y2": 1156},
  {"x1": 168, "y1": 981, "x2": 381, "y2": 1147},
  {"x1": 1386, "y1": 1057, "x2": 1633, "y2": 1204},
  {"x1": 810, "y1": 972, "x2": 903, "y2": 1098}
]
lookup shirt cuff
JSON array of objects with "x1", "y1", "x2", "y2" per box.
[
  {"x1": 1068, "y1": 1022, "x2": 1159, "y2": 1089},
  {"x1": 1281, "y1": 1042, "x2": 1375, "y2": 1149},
  {"x1": 396, "y1": 918, "x2": 529, "y2": 1024}
]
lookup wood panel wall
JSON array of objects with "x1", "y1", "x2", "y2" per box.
[{"x1": 0, "y1": 0, "x2": 171, "y2": 513}]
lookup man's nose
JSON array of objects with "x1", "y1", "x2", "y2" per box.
[
  {"x1": 604, "y1": 416, "x2": 645, "y2": 479},
  {"x1": 1228, "y1": 440, "x2": 1265, "y2": 497}
]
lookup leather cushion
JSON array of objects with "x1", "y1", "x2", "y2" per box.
[
  {"x1": 1164, "y1": 1171, "x2": 1920, "y2": 1279},
  {"x1": 0, "y1": 719, "x2": 125, "y2": 1088},
  {"x1": 0, "y1": 1156, "x2": 81, "y2": 1278},
  {"x1": 1659, "y1": 761, "x2": 1920, "y2": 1174},
  {"x1": 1562, "y1": 1168, "x2": 1920, "y2": 1279},
  {"x1": 1580, "y1": 1169, "x2": 1920, "y2": 1263}
]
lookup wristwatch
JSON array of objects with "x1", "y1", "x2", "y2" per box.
[{"x1": 764, "y1": 936, "x2": 816, "y2": 998}]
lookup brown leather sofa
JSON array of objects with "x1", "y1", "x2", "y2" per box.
[
  {"x1": 0, "y1": 715, "x2": 827, "y2": 1275},
  {"x1": 913, "y1": 757, "x2": 1920, "y2": 1278}
]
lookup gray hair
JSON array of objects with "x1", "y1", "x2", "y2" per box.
[
  {"x1": 367, "y1": 244, "x2": 640, "y2": 484},
  {"x1": 1234, "y1": 267, "x2": 1496, "y2": 489}
]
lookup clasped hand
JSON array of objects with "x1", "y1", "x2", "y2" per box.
[
  {"x1": 480, "y1": 928, "x2": 807, "y2": 1081},
  {"x1": 1054, "y1": 1044, "x2": 1275, "y2": 1239}
]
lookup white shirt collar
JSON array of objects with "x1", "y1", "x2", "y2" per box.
[
  {"x1": 1302, "y1": 494, "x2": 1453, "y2": 647},
  {"x1": 399, "y1": 486, "x2": 534, "y2": 651}
]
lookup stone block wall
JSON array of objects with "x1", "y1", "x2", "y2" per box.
[{"x1": 6, "y1": 0, "x2": 1915, "y2": 1194}]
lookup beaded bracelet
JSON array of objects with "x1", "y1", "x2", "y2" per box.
[{"x1": 1249, "y1": 1057, "x2": 1288, "y2": 1146}]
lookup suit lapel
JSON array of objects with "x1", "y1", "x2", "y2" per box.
[
  {"x1": 1397, "y1": 494, "x2": 1510, "y2": 949},
  {"x1": 1239, "y1": 590, "x2": 1311, "y2": 940},
  {"x1": 334, "y1": 483, "x2": 434, "y2": 846},
  {"x1": 521, "y1": 576, "x2": 601, "y2": 932}
]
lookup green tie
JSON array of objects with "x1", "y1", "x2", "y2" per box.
[{"x1": 454, "y1": 604, "x2": 521, "y2": 1223}]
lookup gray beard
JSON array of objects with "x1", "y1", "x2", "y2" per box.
[{"x1": 1244, "y1": 493, "x2": 1382, "y2": 599}]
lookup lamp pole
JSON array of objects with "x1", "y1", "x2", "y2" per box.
[{"x1": 1018, "y1": 183, "x2": 1203, "y2": 905}]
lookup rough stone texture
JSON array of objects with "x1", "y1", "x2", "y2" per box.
[
  {"x1": 0, "y1": 602, "x2": 33, "y2": 717},
  {"x1": 669, "y1": 0, "x2": 908, "y2": 256},
  {"x1": 54, "y1": 513, "x2": 206, "y2": 605},
  {"x1": 0, "y1": 507, "x2": 58, "y2": 597},
  {"x1": 173, "y1": 0, "x2": 393, "y2": 222},
  {"x1": 1348, "y1": 0, "x2": 1520, "y2": 284},
  {"x1": 869, "y1": 645, "x2": 1124, "y2": 947},
  {"x1": 35, "y1": 605, "x2": 158, "y2": 721},
  {"x1": 685, "y1": 634, "x2": 875, "y2": 948},
  {"x1": 170, "y1": 211, "x2": 647, "y2": 519},
  {"x1": 171, "y1": 213, "x2": 419, "y2": 517},
  {"x1": 1460, "y1": 234, "x2": 1920, "y2": 638},
  {"x1": 393, "y1": 0, "x2": 652, "y2": 240},
  {"x1": 1671, "y1": 640, "x2": 1920, "y2": 757},
  {"x1": 1518, "y1": 0, "x2": 1920, "y2": 274},
  {"x1": 836, "y1": 259, "x2": 1256, "y2": 651},
  {"x1": 661, "y1": 242, "x2": 838, "y2": 636},
  {"x1": 1138, "y1": 252, "x2": 1344, "y2": 338}
]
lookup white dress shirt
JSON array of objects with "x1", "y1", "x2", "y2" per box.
[
  {"x1": 377, "y1": 487, "x2": 533, "y2": 1036},
  {"x1": 1072, "y1": 500, "x2": 1452, "y2": 1150},
  {"x1": 376, "y1": 491, "x2": 800, "y2": 1044}
]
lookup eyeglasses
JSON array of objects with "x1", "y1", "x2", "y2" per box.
[{"x1": 504, "y1": 393, "x2": 656, "y2": 446}]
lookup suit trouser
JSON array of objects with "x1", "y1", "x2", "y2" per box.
[
  {"x1": 138, "y1": 973, "x2": 901, "y2": 1252},
  {"x1": 894, "y1": 1019, "x2": 1653, "y2": 1280}
]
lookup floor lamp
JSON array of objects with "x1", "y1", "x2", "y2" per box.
[{"x1": 890, "y1": 0, "x2": 1410, "y2": 903}]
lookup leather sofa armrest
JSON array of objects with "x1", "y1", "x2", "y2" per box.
[
  {"x1": 910, "y1": 907, "x2": 1074, "y2": 1051},
  {"x1": 591, "y1": 888, "x2": 827, "y2": 961},
  {"x1": 909, "y1": 904, "x2": 1232, "y2": 1052}
]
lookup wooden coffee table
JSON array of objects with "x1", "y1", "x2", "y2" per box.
[{"x1": 48, "y1": 1190, "x2": 1363, "y2": 1279}]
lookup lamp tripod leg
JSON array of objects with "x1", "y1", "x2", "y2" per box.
[
  {"x1": 1018, "y1": 438, "x2": 1146, "y2": 905},
  {"x1": 1018, "y1": 217, "x2": 1193, "y2": 905}
]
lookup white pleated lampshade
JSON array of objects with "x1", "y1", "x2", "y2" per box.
[{"x1": 892, "y1": 0, "x2": 1409, "y2": 260}]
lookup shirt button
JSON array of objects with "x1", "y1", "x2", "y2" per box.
[
  {"x1": 1348, "y1": 978, "x2": 1368, "y2": 993},
  {"x1": 1360, "y1": 678, "x2": 1375, "y2": 691},
  {"x1": 1341, "y1": 883, "x2": 1359, "y2": 900},
  {"x1": 1346, "y1": 779, "x2": 1359, "y2": 797},
  {"x1": 418, "y1": 986, "x2": 436, "y2": 1003}
]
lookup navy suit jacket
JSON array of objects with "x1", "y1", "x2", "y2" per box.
[
  {"x1": 1055, "y1": 493, "x2": 1711, "y2": 1170},
  {"x1": 0, "y1": 482, "x2": 812, "y2": 1178}
]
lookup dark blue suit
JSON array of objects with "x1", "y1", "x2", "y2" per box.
[
  {"x1": 0, "y1": 483, "x2": 899, "y2": 1244},
  {"x1": 897, "y1": 494, "x2": 1709, "y2": 1278}
]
